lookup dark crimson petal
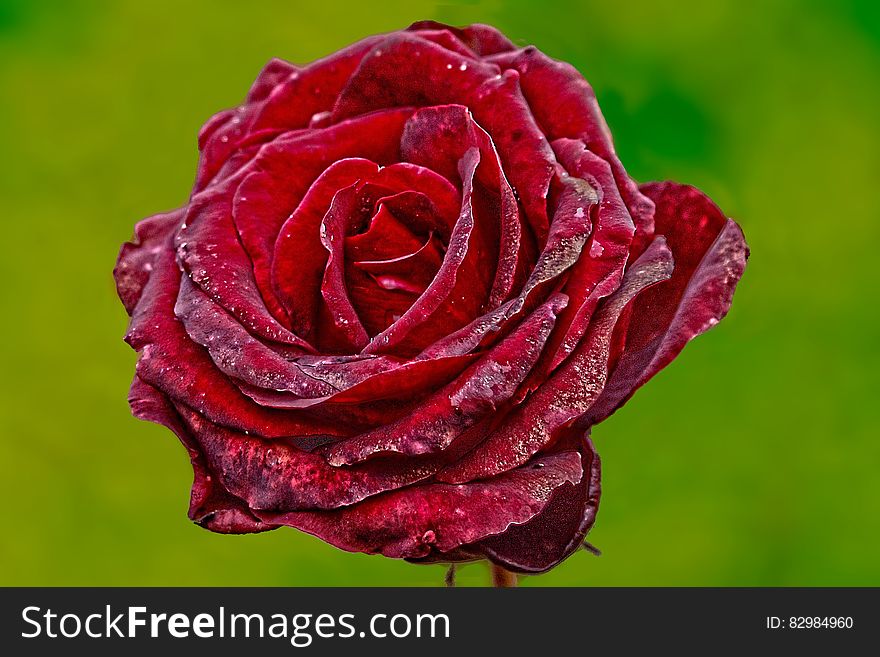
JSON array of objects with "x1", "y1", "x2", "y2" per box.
[
  {"x1": 174, "y1": 277, "x2": 335, "y2": 398},
  {"x1": 238, "y1": 353, "x2": 478, "y2": 409},
  {"x1": 400, "y1": 104, "x2": 498, "y2": 186},
  {"x1": 546, "y1": 138, "x2": 637, "y2": 368},
  {"x1": 401, "y1": 104, "x2": 521, "y2": 306},
  {"x1": 363, "y1": 149, "x2": 493, "y2": 356},
  {"x1": 331, "y1": 33, "x2": 500, "y2": 122},
  {"x1": 128, "y1": 376, "x2": 272, "y2": 534},
  {"x1": 437, "y1": 237, "x2": 674, "y2": 484},
  {"x1": 194, "y1": 56, "x2": 297, "y2": 191},
  {"x1": 255, "y1": 451, "x2": 584, "y2": 559},
  {"x1": 344, "y1": 269, "x2": 421, "y2": 337},
  {"x1": 172, "y1": 404, "x2": 448, "y2": 511},
  {"x1": 244, "y1": 57, "x2": 297, "y2": 103},
  {"x1": 474, "y1": 437, "x2": 601, "y2": 573},
  {"x1": 273, "y1": 158, "x2": 380, "y2": 339},
  {"x1": 232, "y1": 172, "x2": 293, "y2": 325},
  {"x1": 319, "y1": 183, "x2": 371, "y2": 350},
  {"x1": 407, "y1": 21, "x2": 517, "y2": 56},
  {"x1": 114, "y1": 209, "x2": 184, "y2": 314},
  {"x1": 414, "y1": 168, "x2": 601, "y2": 363},
  {"x1": 467, "y1": 69, "x2": 556, "y2": 242},
  {"x1": 488, "y1": 47, "x2": 655, "y2": 241},
  {"x1": 345, "y1": 204, "x2": 425, "y2": 262},
  {"x1": 486, "y1": 168, "x2": 522, "y2": 307},
  {"x1": 338, "y1": 33, "x2": 557, "y2": 242},
  {"x1": 353, "y1": 233, "x2": 444, "y2": 294},
  {"x1": 195, "y1": 37, "x2": 385, "y2": 191},
  {"x1": 254, "y1": 107, "x2": 414, "y2": 185},
  {"x1": 397, "y1": 27, "x2": 480, "y2": 60},
  {"x1": 581, "y1": 182, "x2": 749, "y2": 426},
  {"x1": 177, "y1": 175, "x2": 313, "y2": 349},
  {"x1": 194, "y1": 106, "x2": 250, "y2": 192},
  {"x1": 322, "y1": 294, "x2": 566, "y2": 466},
  {"x1": 371, "y1": 163, "x2": 462, "y2": 235},
  {"x1": 505, "y1": 171, "x2": 598, "y2": 314},
  {"x1": 248, "y1": 37, "x2": 385, "y2": 133},
  {"x1": 415, "y1": 298, "x2": 518, "y2": 359},
  {"x1": 126, "y1": 240, "x2": 340, "y2": 438},
  {"x1": 266, "y1": 105, "x2": 418, "y2": 329}
]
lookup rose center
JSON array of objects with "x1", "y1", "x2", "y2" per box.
[{"x1": 331, "y1": 181, "x2": 448, "y2": 337}]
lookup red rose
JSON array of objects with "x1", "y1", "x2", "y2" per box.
[{"x1": 115, "y1": 21, "x2": 748, "y2": 575}]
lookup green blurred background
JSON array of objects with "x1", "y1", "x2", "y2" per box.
[{"x1": 1, "y1": 0, "x2": 878, "y2": 586}]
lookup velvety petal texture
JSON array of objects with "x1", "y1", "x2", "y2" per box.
[{"x1": 114, "y1": 22, "x2": 748, "y2": 577}]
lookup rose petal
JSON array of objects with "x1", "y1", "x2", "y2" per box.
[
  {"x1": 353, "y1": 232, "x2": 445, "y2": 294},
  {"x1": 256, "y1": 450, "x2": 584, "y2": 559},
  {"x1": 238, "y1": 352, "x2": 477, "y2": 409},
  {"x1": 413, "y1": 165, "x2": 601, "y2": 362},
  {"x1": 407, "y1": 21, "x2": 517, "y2": 57},
  {"x1": 319, "y1": 183, "x2": 372, "y2": 350},
  {"x1": 322, "y1": 294, "x2": 566, "y2": 465},
  {"x1": 272, "y1": 158, "x2": 380, "y2": 340},
  {"x1": 128, "y1": 376, "x2": 271, "y2": 534},
  {"x1": 581, "y1": 182, "x2": 749, "y2": 426},
  {"x1": 114, "y1": 208, "x2": 184, "y2": 314},
  {"x1": 173, "y1": 404, "x2": 448, "y2": 511},
  {"x1": 437, "y1": 237, "x2": 674, "y2": 483},
  {"x1": 489, "y1": 46, "x2": 655, "y2": 241},
  {"x1": 402, "y1": 104, "x2": 523, "y2": 308},
  {"x1": 467, "y1": 69, "x2": 556, "y2": 242},
  {"x1": 195, "y1": 36, "x2": 385, "y2": 190},
  {"x1": 474, "y1": 437, "x2": 600, "y2": 573},
  {"x1": 331, "y1": 32, "x2": 499, "y2": 122},
  {"x1": 126, "y1": 240, "x2": 340, "y2": 438},
  {"x1": 345, "y1": 203, "x2": 426, "y2": 263},
  {"x1": 174, "y1": 277, "x2": 334, "y2": 398},
  {"x1": 546, "y1": 138, "x2": 637, "y2": 368},
  {"x1": 337, "y1": 33, "x2": 556, "y2": 243},
  {"x1": 363, "y1": 148, "x2": 493, "y2": 356},
  {"x1": 177, "y1": 175, "x2": 313, "y2": 349}
]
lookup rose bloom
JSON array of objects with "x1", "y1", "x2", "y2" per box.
[{"x1": 115, "y1": 22, "x2": 747, "y2": 575}]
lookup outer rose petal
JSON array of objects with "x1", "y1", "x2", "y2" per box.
[
  {"x1": 194, "y1": 36, "x2": 385, "y2": 191},
  {"x1": 407, "y1": 21, "x2": 517, "y2": 57},
  {"x1": 471, "y1": 436, "x2": 600, "y2": 573},
  {"x1": 173, "y1": 404, "x2": 451, "y2": 511},
  {"x1": 128, "y1": 376, "x2": 270, "y2": 534},
  {"x1": 581, "y1": 182, "x2": 749, "y2": 426},
  {"x1": 114, "y1": 209, "x2": 184, "y2": 314},
  {"x1": 255, "y1": 451, "x2": 584, "y2": 559}
]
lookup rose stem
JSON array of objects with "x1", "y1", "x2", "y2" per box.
[
  {"x1": 445, "y1": 565, "x2": 456, "y2": 588},
  {"x1": 490, "y1": 564, "x2": 518, "y2": 587}
]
